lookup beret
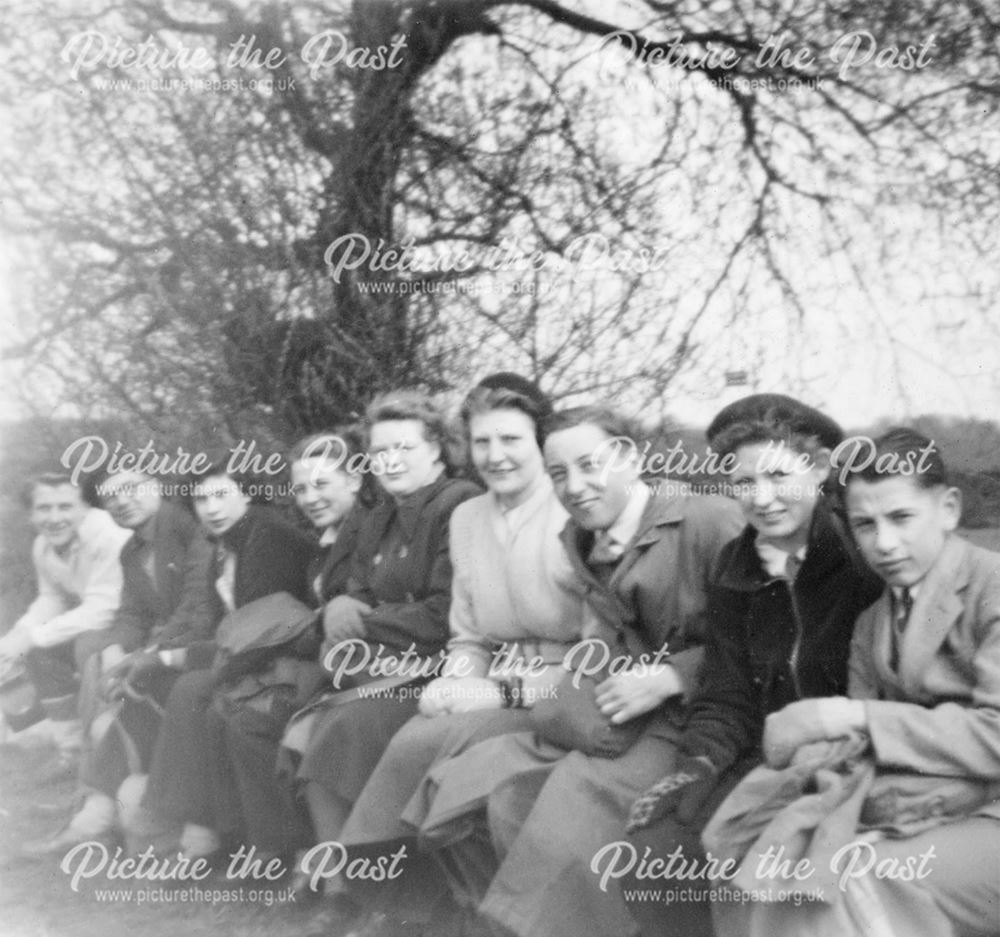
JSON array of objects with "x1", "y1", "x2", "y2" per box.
[{"x1": 707, "y1": 393, "x2": 843, "y2": 450}]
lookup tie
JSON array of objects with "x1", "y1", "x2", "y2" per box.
[{"x1": 889, "y1": 588, "x2": 912, "y2": 671}]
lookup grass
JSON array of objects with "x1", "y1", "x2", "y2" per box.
[{"x1": 0, "y1": 737, "x2": 331, "y2": 937}]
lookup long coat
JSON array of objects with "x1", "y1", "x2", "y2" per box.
[
  {"x1": 297, "y1": 474, "x2": 480, "y2": 804},
  {"x1": 208, "y1": 498, "x2": 380, "y2": 855},
  {"x1": 142, "y1": 505, "x2": 318, "y2": 825},
  {"x1": 624, "y1": 498, "x2": 882, "y2": 937},
  {"x1": 418, "y1": 486, "x2": 743, "y2": 937}
]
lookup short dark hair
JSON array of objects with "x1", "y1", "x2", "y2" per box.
[
  {"x1": 366, "y1": 390, "x2": 461, "y2": 474},
  {"x1": 541, "y1": 405, "x2": 639, "y2": 448},
  {"x1": 841, "y1": 427, "x2": 950, "y2": 489}
]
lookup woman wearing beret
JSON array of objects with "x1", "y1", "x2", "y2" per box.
[
  {"x1": 623, "y1": 394, "x2": 883, "y2": 937},
  {"x1": 333, "y1": 375, "x2": 592, "y2": 927},
  {"x1": 706, "y1": 429, "x2": 1000, "y2": 937}
]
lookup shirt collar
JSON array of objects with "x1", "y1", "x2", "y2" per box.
[
  {"x1": 603, "y1": 480, "x2": 651, "y2": 551},
  {"x1": 754, "y1": 539, "x2": 808, "y2": 580},
  {"x1": 318, "y1": 525, "x2": 339, "y2": 547},
  {"x1": 392, "y1": 469, "x2": 448, "y2": 540}
]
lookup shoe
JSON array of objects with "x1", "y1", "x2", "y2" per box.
[
  {"x1": 20, "y1": 824, "x2": 115, "y2": 859},
  {"x1": 178, "y1": 823, "x2": 221, "y2": 861},
  {"x1": 21, "y1": 791, "x2": 117, "y2": 859}
]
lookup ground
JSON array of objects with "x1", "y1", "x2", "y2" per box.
[{"x1": 0, "y1": 733, "x2": 326, "y2": 937}]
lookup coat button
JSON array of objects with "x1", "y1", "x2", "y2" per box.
[
  {"x1": 373, "y1": 553, "x2": 382, "y2": 565},
  {"x1": 399, "y1": 545, "x2": 409, "y2": 559}
]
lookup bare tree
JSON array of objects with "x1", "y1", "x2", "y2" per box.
[{"x1": 2, "y1": 0, "x2": 997, "y2": 447}]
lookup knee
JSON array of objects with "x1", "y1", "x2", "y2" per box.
[
  {"x1": 165, "y1": 671, "x2": 217, "y2": 713},
  {"x1": 384, "y1": 715, "x2": 437, "y2": 763}
]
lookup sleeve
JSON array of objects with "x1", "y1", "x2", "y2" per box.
[
  {"x1": 671, "y1": 498, "x2": 744, "y2": 698},
  {"x1": 846, "y1": 606, "x2": 882, "y2": 700},
  {"x1": 155, "y1": 533, "x2": 221, "y2": 651},
  {"x1": 357, "y1": 489, "x2": 472, "y2": 658},
  {"x1": 24, "y1": 531, "x2": 126, "y2": 648},
  {"x1": 677, "y1": 585, "x2": 763, "y2": 771},
  {"x1": 105, "y1": 549, "x2": 150, "y2": 652},
  {"x1": 7, "y1": 541, "x2": 71, "y2": 642},
  {"x1": 443, "y1": 506, "x2": 493, "y2": 678},
  {"x1": 861, "y1": 589, "x2": 1000, "y2": 778}
]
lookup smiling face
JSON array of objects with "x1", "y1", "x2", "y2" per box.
[
  {"x1": 730, "y1": 441, "x2": 829, "y2": 552},
  {"x1": 845, "y1": 475, "x2": 960, "y2": 588},
  {"x1": 469, "y1": 408, "x2": 544, "y2": 509},
  {"x1": 543, "y1": 422, "x2": 639, "y2": 531},
  {"x1": 99, "y1": 471, "x2": 162, "y2": 530},
  {"x1": 192, "y1": 474, "x2": 251, "y2": 536},
  {"x1": 291, "y1": 457, "x2": 361, "y2": 531},
  {"x1": 30, "y1": 483, "x2": 90, "y2": 550},
  {"x1": 369, "y1": 419, "x2": 442, "y2": 500}
]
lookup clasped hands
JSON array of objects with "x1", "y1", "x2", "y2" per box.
[
  {"x1": 762, "y1": 696, "x2": 868, "y2": 768},
  {"x1": 102, "y1": 648, "x2": 171, "y2": 701}
]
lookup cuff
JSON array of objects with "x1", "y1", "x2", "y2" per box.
[{"x1": 817, "y1": 697, "x2": 867, "y2": 738}]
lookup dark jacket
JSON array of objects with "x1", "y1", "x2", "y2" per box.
[
  {"x1": 681, "y1": 497, "x2": 883, "y2": 771},
  {"x1": 347, "y1": 473, "x2": 480, "y2": 657},
  {"x1": 311, "y1": 499, "x2": 376, "y2": 606},
  {"x1": 184, "y1": 505, "x2": 318, "y2": 669},
  {"x1": 110, "y1": 502, "x2": 218, "y2": 653}
]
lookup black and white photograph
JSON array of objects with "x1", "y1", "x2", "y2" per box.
[{"x1": 1, "y1": 2, "x2": 999, "y2": 936}]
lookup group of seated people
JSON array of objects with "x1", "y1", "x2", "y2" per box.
[{"x1": 1, "y1": 373, "x2": 998, "y2": 937}]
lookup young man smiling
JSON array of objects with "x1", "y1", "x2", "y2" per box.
[
  {"x1": 0, "y1": 473, "x2": 130, "y2": 772},
  {"x1": 21, "y1": 468, "x2": 219, "y2": 856}
]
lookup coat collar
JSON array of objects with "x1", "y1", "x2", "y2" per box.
[
  {"x1": 894, "y1": 535, "x2": 969, "y2": 691},
  {"x1": 213, "y1": 504, "x2": 260, "y2": 552},
  {"x1": 559, "y1": 483, "x2": 693, "y2": 638},
  {"x1": 714, "y1": 497, "x2": 852, "y2": 593},
  {"x1": 378, "y1": 472, "x2": 453, "y2": 541}
]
